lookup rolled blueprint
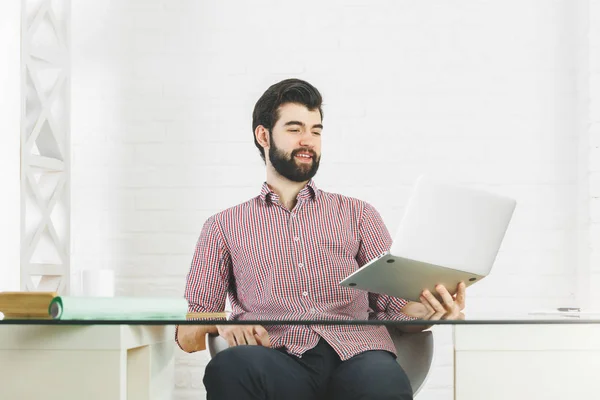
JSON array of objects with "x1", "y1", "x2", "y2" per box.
[{"x1": 49, "y1": 296, "x2": 188, "y2": 320}]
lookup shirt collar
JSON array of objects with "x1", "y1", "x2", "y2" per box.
[{"x1": 259, "y1": 179, "x2": 319, "y2": 204}]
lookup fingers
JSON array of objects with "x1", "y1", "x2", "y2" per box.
[
  {"x1": 435, "y1": 285, "x2": 455, "y2": 310},
  {"x1": 244, "y1": 329, "x2": 258, "y2": 346},
  {"x1": 217, "y1": 326, "x2": 268, "y2": 347},
  {"x1": 420, "y1": 283, "x2": 467, "y2": 321},
  {"x1": 427, "y1": 310, "x2": 447, "y2": 321},
  {"x1": 421, "y1": 289, "x2": 446, "y2": 314},
  {"x1": 254, "y1": 325, "x2": 271, "y2": 348},
  {"x1": 232, "y1": 329, "x2": 248, "y2": 346},
  {"x1": 420, "y1": 295, "x2": 436, "y2": 316},
  {"x1": 456, "y1": 281, "x2": 466, "y2": 310},
  {"x1": 216, "y1": 325, "x2": 238, "y2": 347},
  {"x1": 442, "y1": 308, "x2": 465, "y2": 320}
]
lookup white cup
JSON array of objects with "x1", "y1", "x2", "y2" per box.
[{"x1": 79, "y1": 269, "x2": 115, "y2": 297}]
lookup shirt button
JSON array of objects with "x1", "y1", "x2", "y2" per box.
[
  {"x1": 309, "y1": 308, "x2": 317, "y2": 313},
  {"x1": 298, "y1": 263, "x2": 304, "y2": 268},
  {"x1": 294, "y1": 236, "x2": 300, "y2": 242},
  {"x1": 302, "y1": 291, "x2": 308, "y2": 297}
]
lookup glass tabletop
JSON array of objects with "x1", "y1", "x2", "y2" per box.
[{"x1": 2, "y1": 310, "x2": 600, "y2": 325}]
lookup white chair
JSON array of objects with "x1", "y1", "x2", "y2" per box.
[{"x1": 206, "y1": 327, "x2": 434, "y2": 397}]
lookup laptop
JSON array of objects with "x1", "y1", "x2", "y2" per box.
[{"x1": 339, "y1": 175, "x2": 517, "y2": 302}]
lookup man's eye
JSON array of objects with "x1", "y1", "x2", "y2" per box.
[
  {"x1": 313, "y1": 132, "x2": 322, "y2": 136},
  {"x1": 289, "y1": 129, "x2": 300, "y2": 133}
]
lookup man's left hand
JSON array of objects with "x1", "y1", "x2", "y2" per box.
[
  {"x1": 402, "y1": 282, "x2": 466, "y2": 321},
  {"x1": 419, "y1": 281, "x2": 466, "y2": 321}
]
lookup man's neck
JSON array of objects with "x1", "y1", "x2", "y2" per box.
[{"x1": 266, "y1": 167, "x2": 309, "y2": 211}]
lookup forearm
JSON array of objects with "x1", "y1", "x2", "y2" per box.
[{"x1": 176, "y1": 324, "x2": 219, "y2": 353}]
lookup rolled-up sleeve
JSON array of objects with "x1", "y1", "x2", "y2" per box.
[
  {"x1": 356, "y1": 202, "x2": 416, "y2": 321},
  {"x1": 175, "y1": 216, "x2": 232, "y2": 348},
  {"x1": 185, "y1": 215, "x2": 231, "y2": 313}
]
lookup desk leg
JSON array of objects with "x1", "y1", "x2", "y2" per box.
[
  {"x1": 127, "y1": 345, "x2": 151, "y2": 400},
  {"x1": 147, "y1": 341, "x2": 176, "y2": 400}
]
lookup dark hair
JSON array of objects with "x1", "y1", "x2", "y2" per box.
[{"x1": 252, "y1": 78, "x2": 323, "y2": 162}]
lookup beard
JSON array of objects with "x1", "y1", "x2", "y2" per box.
[{"x1": 269, "y1": 138, "x2": 320, "y2": 183}]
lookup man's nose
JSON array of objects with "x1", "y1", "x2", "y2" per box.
[{"x1": 299, "y1": 131, "x2": 316, "y2": 148}]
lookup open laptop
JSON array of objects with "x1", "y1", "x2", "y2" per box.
[{"x1": 339, "y1": 175, "x2": 517, "y2": 302}]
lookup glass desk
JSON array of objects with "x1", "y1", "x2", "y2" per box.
[
  {"x1": 2, "y1": 312, "x2": 600, "y2": 400},
  {"x1": 3, "y1": 310, "x2": 600, "y2": 324}
]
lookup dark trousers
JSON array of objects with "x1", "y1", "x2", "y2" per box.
[{"x1": 203, "y1": 338, "x2": 413, "y2": 400}]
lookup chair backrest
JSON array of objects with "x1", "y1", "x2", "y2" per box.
[
  {"x1": 387, "y1": 328, "x2": 434, "y2": 396},
  {"x1": 206, "y1": 328, "x2": 434, "y2": 397}
]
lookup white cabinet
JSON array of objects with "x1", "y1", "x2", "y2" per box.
[
  {"x1": 0, "y1": 325, "x2": 175, "y2": 400},
  {"x1": 454, "y1": 324, "x2": 600, "y2": 400}
]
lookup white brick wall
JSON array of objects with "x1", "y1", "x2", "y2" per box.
[
  {"x1": 70, "y1": 1, "x2": 599, "y2": 399},
  {"x1": 589, "y1": 0, "x2": 600, "y2": 309}
]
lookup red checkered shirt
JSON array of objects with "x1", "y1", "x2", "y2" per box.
[{"x1": 182, "y1": 180, "x2": 415, "y2": 360}]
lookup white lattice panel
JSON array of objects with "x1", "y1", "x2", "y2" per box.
[{"x1": 20, "y1": 0, "x2": 70, "y2": 293}]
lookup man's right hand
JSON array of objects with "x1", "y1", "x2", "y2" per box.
[{"x1": 216, "y1": 325, "x2": 271, "y2": 347}]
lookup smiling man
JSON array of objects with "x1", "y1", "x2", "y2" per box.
[{"x1": 177, "y1": 79, "x2": 465, "y2": 400}]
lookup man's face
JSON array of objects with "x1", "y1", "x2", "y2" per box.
[{"x1": 267, "y1": 103, "x2": 322, "y2": 183}]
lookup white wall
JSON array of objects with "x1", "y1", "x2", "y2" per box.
[
  {"x1": 70, "y1": 1, "x2": 598, "y2": 399},
  {"x1": 0, "y1": 0, "x2": 22, "y2": 293},
  {"x1": 590, "y1": 0, "x2": 600, "y2": 310}
]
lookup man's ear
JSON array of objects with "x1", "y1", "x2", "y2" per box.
[{"x1": 255, "y1": 125, "x2": 270, "y2": 150}]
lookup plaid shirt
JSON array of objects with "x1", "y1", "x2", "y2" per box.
[{"x1": 182, "y1": 180, "x2": 415, "y2": 360}]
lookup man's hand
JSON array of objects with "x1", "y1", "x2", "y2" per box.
[
  {"x1": 217, "y1": 325, "x2": 271, "y2": 347},
  {"x1": 419, "y1": 281, "x2": 466, "y2": 321}
]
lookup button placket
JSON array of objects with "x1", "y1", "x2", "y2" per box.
[
  {"x1": 291, "y1": 213, "x2": 304, "y2": 270},
  {"x1": 290, "y1": 207, "x2": 310, "y2": 307}
]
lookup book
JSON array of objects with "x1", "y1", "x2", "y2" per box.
[{"x1": 0, "y1": 291, "x2": 58, "y2": 319}]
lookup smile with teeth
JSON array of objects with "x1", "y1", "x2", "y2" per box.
[{"x1": 295, "y1": 153, "x2": 313, "y2": 163}]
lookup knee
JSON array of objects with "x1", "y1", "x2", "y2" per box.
[
  {"x1": 204, "y1": 345, "x2": 270, "y2": 383},
  {"x1": 330, "y1": 355, "x2": 413, "y2": 400},
  {"x1": 369, "y1": 363, "x2": 413, "y2": 400},
  {"x1": 370, "y1": 367, "x2": 413, "y2": 400}
]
